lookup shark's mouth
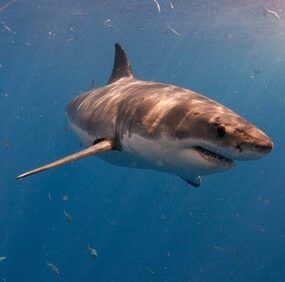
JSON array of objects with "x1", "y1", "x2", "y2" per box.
[{"x1": 194, "y1": 146, "x2": 234, "y2": 167}]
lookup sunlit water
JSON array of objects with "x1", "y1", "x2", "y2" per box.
[{"x1": 1, "y1": 1, "x2": 285, "y2": 281}]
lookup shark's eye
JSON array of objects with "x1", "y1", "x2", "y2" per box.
[{"x1": 217, "y1": 126, "x2": 226, "y2": 137}]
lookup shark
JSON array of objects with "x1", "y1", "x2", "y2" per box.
[{"x1": 17, "y1": 43, "x2": 273, "y2": 187}]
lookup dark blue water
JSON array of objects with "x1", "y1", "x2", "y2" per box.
[{"x1": 1, "y1": 1, "x2": 285, "y2": 281}]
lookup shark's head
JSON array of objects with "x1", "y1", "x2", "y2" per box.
[
  {"x1": 166, "y1": 100, "x2": 273, "y2": 174},
  {"x1": 176, "y1": 101, "x2": 273, "y2": 175}
]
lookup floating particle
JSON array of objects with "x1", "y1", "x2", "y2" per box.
[
  {"x1": 146, "y1": 267, "x2": 154, "y2": 274},
  {"x1": 1, "y1": 20, "x2": 13, "y2": 32},
  {"x1": 64, "y1": 209, "x2": 72, "y2": 223},
  {"x1": 48, "y1": 193, "x2": 51, "y2": 200},
  {"x1": 71, "y1": 9, "x2": 83, "y2": 16},
  {"x1": 2, "y1": 138, "x2": 9, "y2": 147},
  {"x1": 169, "y1": 2, "x2": 174, "y2": 9},
  {"x1": 62, "y1": 195, "x2": 68, "y2": 201},
  {"x1": 46, "y1": 262, "x2": 60, "y2": 274},
  {"x1": 153, "y1": 0, "x2": 160, "y2": 13},
  {"x1": 0, "y1": 256, "x2": 6, "y2": 262},
  {"x1": 168, "y1": 26, "x2": 181, "y2": 36},
  {"x1": 103, "y1": 19, "x2": 112, "y2": 28},
  {"x1": 263, "y1": 84, "x2": 268, "y2": 94},
  {"x1": 213, "y1": 246, "x2": 225, "y2": 251},
  {"x1": 88, "y1": 245, "x2": 98, "y2": 260},
  {"x1": 0, "y1": 0, "x2": 16, "y2": 13},
  {"x1": 263, "y1": 8, "x2": 280, "y2": 19}
]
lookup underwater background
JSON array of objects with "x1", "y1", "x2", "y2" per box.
[{"x1": 1, "y1": 0, "x2": 285, "y2": 281}]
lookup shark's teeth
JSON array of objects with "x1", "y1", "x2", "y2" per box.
[{"x1": 194, "y1": 146, "x2": 234, "y2": 166}]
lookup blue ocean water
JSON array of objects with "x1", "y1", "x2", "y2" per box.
[{"x1": 1, "y1": 0, "x2": 285, "y2": 281}]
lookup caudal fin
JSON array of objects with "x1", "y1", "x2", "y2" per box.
[{"x1": 16, "y1": 139, "x2": 114, "y2": 179}]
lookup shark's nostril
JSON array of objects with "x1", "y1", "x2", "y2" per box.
[
  {"x1": 256, "y1": 140, "x2": 273, "y2": 153},
  {"x1": 256, "y1": 144, "x2": 271, "y2": 152}
]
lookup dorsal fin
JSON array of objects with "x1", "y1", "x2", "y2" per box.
[{"x1": 107, "y1": 43, "x2": 134, "y2": 84}]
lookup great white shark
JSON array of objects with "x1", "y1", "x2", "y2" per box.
[{"x1": 17, "y1": 43, "x2": 273, "y2": 187}]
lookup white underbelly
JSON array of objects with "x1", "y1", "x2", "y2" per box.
[
  {"x1": 120, "y1": 133, "x2": 229, "y2": 177},
  {"x1": 120, "y1": 133, "x2": 200, "y2": 176},
  {"x1": 97, "y1": 150, "x2": 154, "y2": 170}
]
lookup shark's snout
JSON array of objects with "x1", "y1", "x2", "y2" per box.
[
  {"x1": 240, "y1": 139, "x2": 273, "y2": 154},
  {"x1": 237, "y1": 129, "x2": 273, "y2": 160}
]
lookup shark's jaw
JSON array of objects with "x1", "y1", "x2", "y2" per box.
[{"x1": 193, "y1": 146, "x2": 235, "y2": 168}]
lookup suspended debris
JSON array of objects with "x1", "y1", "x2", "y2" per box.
[
  {"x1": 0, "y1": 0, "x2": 16, "y2": 13},
  {"x1": 153, "y1": 0, "x2": 160, "y2": 13},
  {"x1": 46, "y1": 262, "x2": 60, "y2": 274},
  {"x1": 88, "y1": 245, "x2": 98, "y2": 260},
  {"x1": 64, "y1": 209, "x2": 72, "y2": 224},
  {"x1": 168, "y1": 26, "x2": 181, "y2": 36},
  {"x1": 0, "y1": 256, "x2": 6, "y2": 263},
  {"x1": 263, "y1": 8, "x2": 280, "y2": 19}
]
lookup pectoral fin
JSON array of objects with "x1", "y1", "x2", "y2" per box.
[
  {"x1": 16, "y1": 139, "x2": 115, "y2": 179},
  {"x1": 180, "y1": 175, "x2": 201, "y2": 188}
]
